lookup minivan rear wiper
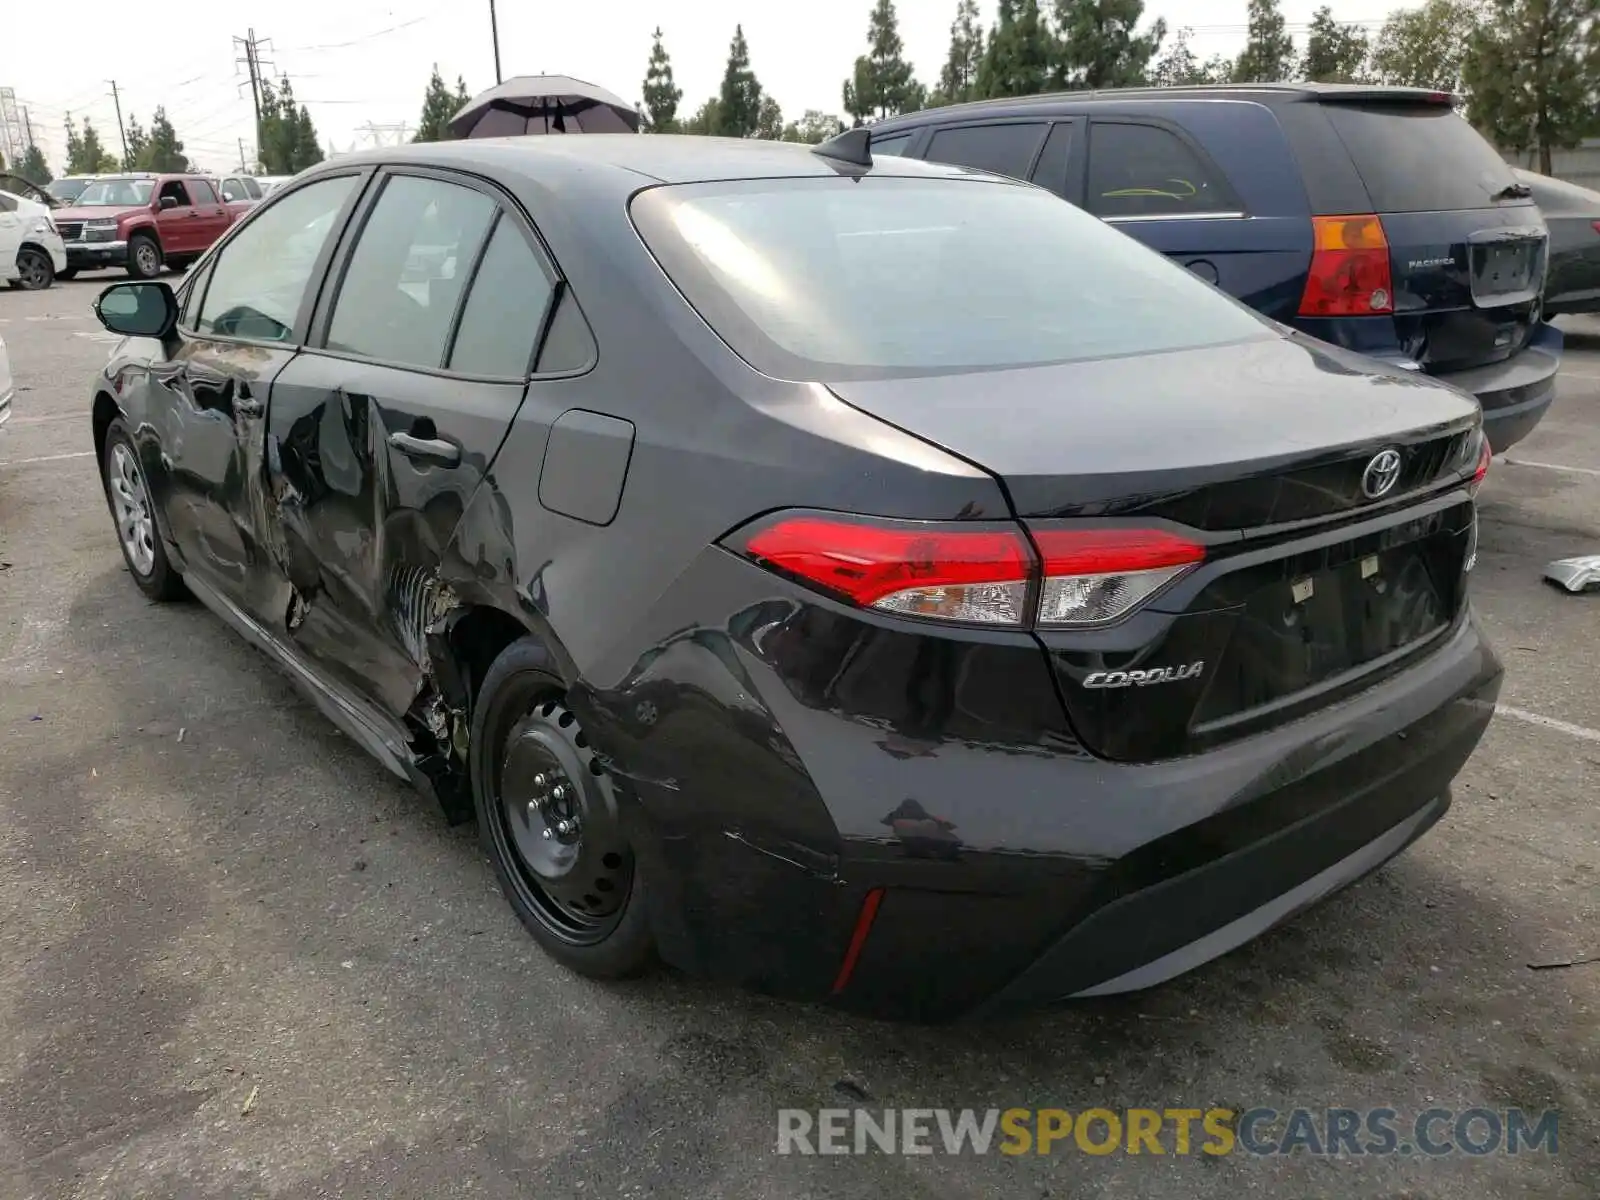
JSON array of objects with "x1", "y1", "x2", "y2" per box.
[{"x1": 1491, "y1": 182, "x2": 1533, "y2": 200}]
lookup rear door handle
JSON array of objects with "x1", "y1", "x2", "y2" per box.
[{"x1": 388, "y1": 430, "x2": 461, "y2": 467}]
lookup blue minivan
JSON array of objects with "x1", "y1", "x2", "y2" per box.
[{"x1": 870, "y1": 84, "x2": 1559, "y2": 451}]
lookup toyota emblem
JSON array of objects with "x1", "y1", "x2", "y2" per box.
[{"x1": 1361, "y1": 448, "x2": 1403, "y2": 499}]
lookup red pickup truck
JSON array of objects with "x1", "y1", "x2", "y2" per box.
[{"x1": 51, "y1": 172, "x2": 236, "y2": 279}]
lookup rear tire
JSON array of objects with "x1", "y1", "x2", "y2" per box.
[
  {"x1": 469, "y1": 637, "x2": 654, "y2": 980},
  {"x1": 99, "y1": 417, "x2": 186, "y2": 602},
  {"x1": 13, "y1": 247, "x2": 54, "y2": 290},
  {"x1": 126, "y1": 234, "x2": 163, "y2": 280}
]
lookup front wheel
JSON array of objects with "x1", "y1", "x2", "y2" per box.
[
  {"x1": 56, "y1": 267, "x2": 79, "y2": 281},
  {"x1": 469, "y1": 638, "x2": 654, "y2": 979},
  {"x1": 126, "y1": 234, "x2": 163, "y2": 279},
  {"x1": 99, "y1": 417, "x2": 186, "y2": 601},
  {"x1": 13, "y1": 248, "x2": 54, "y2": 290}
]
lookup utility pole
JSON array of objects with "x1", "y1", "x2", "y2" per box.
[
  {"x1": 235, "y1": 29, "x2": 262, "y2": 130},
  {"x1": 22, "y1": 106, "x2": 35, "y2": 150},
  {"x1": 489, "y1": 0, "x2": 502, "y2": 84},
  {"x1": 108, "y1": 80, "x2": 129, "y2": 165},
  {"x1": 238, "y1": 137, "x2": 248, "y2": 171}
]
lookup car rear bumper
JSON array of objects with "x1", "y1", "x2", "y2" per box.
[
  {"x1": 1431, "y1": 322, "x2": 1561, "y2": 452},
  {"x1": 63, "y1": 240, "x2": 128, "y2": 269},
  {"x1": 576, "y1": 549, "x2": 1503, "y2": 1021}
]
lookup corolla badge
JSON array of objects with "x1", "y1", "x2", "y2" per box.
[
  {"x1": 1361, "y1": 448, "x2": 1403, "y2": 499},
  {"x1": 1083, "y1": 662, "x2": 1205, "y2": 689}
]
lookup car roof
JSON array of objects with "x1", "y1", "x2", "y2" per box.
[
  {"x1": 302, "y1": 134, "x2": 994, "y2": 189},
  {"x1": 872, "y1": 82, "x2": 1456, "y2": 127}
]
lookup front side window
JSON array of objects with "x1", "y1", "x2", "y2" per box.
[
  {"x1": 197, "y1": 174, "x2": 358, "y2": 342},
  {"x1": 1086, "y1": 123, "x2": 1235, "y2": 218},
  {"x1": 158, "y1": 180, "x2": 192, "y2": 208},
  {"x1": 75, "y1": 179, "x2": 154, "y2": 207},
  {"x1": 447, "y1": 215, "x2": 556, "y2": 377},
  {"x1": 632, "y1": 176, "x2": 1271, "y2": 381},
  {"x1": 326, "y1": 174, "x2": 497, "y2": 370}
]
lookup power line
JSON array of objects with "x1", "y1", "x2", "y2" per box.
[{"x1": 276, "y1": 13, "x2": 434, "y2": 53}]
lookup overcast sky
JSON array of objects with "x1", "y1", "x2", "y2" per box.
[{"x1": 5, "y1": 0, "x2": 1423, "y2": 174}]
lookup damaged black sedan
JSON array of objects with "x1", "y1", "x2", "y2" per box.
[{"x1": 88, "y1": 132, "x2": 1501, "y2": 1020}]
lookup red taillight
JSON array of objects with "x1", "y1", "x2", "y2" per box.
[
  {"x1": 731, "y1": 515, "x2": 1204, "y2": 628},
  {"x1": 1591, "y1": 220, "x2": 1600, "y2": 237},
  {"x1": 1299, "y1": 214, "x2": 1394, "y2": 317},
  {"x1": 1470, "y1": 434, "x2": 1491, "y2": 494},
  {"x1": 739, "y1": 515, "x2": 1034, "y2": 625},
  {"x1": 1032, "y1": 527, "x2": 1205, "y2": 627}
]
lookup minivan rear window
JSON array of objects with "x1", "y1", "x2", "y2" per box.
[
  {"x1": 1322, "y1": 104, "x2": 1523, "y2": 213},
  {"x1": 631, "y1": 176, "x2": 1271, "y2": 381}
]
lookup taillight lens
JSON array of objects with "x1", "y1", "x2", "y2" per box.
[
  {"x1": 1470, "y1": 433, "x2": 1491, "y2": 495},
  {"x1": 1299, "y1": 215, "x2": 1394, "y2": 317},
  {"x1": 731, "y1": 515, "x2": 1204, "y2": 628},
  {"x1": 739, "y1": 515, "x2": 1034, "y2": 625},
  {"x1": 1033, "y1": 527, "x2": 1205, "y2": 626}
]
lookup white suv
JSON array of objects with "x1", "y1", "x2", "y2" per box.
[{"x1": 1, "y1": 188, "x2": 69, "y2": 290}]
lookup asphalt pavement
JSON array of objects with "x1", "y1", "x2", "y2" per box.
[{"x1": 1, "y1": 277, "x2": 1596, "y2": 1199}]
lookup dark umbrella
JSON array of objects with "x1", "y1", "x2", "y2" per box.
[{"x1": 448, "y1": 75, "x2": 640, "y2": 138}]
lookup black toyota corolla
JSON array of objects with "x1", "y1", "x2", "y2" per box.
[{"x1": 87, "y1": 132, "x2": 1501, "y2": 1020}]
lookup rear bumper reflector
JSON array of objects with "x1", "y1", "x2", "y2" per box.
[{"x1": 832, "y1": 887, "x2": 887, "y2": 995}]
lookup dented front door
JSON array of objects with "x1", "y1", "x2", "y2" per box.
[{"x1": 262, "y1": 352, "x2": 523, "y2": 722}]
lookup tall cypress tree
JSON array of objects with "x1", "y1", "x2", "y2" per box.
[
  {"x1": 642, "y1": 27, "x2": 683, "y2": 132},
  {"x1": 414, "y1": 66, "x2": 460, "y2": 142},
  {"x1": 716, "y1": 25, "x2": 764, "y2": 137},
  {"x1": 1232, "y1": 0, "x2": 1297, "y2": 83},
  {"x1": 1051, "y1": 0, "x2": 1167, "y2": 88},
  {"x1": 843, "y1": 0, "x2": 922, "y2": 124},
  {"x1": 935, "y1": 0, "x2": 987, "y2": 105},
  {"x1": 978, "y1": 0, "x2": 1052, "y2": 98}
]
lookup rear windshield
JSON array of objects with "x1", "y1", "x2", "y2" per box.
[
  {"x1": 630, "y1": 176, "x2": 1271, "y2": 381},
  {"x1": 1323, "y1": 105, "x2": 1523, "y2": 213}
]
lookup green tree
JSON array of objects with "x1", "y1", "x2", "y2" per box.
[
  {"x1": 781, "y1": 110, "x2": 845, "y2": 142},
  {"x1": 1464, "y1": 0, "x2": 1599, "y2": 175},
  {"x1": 1370, "y1": 0, "x2": 1485, "y2": 98},
  {"x1": 843, "y1": 0, "x2": 922, "y2": 123},
  {"x1": 414, "y1": 65, "x2": 460, "y2": 142},
  {"x1": 1051, "y1": 0, "x2": 1167, "y2": 89},
  {"x1": 641, "y1": 27, "x2": 683, "y2": 131},
  {"x1": 932, "y1": 0, "x2": 986, "y2": 106},
  {"x1": 1232, "y1": 0, "x2": 1297, "y2": 82},
  {"x1": 680, "y1": 98, "x2": 721, "y2": 136},
  {"x1": 978, "y1": 0, "x2": 1053, "y2": 98},
  {"x1": 1152, "y1": 27, "x2": 1237, "y2": 85},
  {"x1": 138, "y1": 107, "x2": 188, "y2": 172},
  {"x1": 65, "y1": 116, "x2": 117, "y2": 174},
  {"x1": 755, "y1": 96, "x2": 785, "y2": 139},
  {"x1": 259, "y1": 79, "x2": 325, "y2": 174},
  {"x1": 20, "y1": 144, "x2": 51, "y2": 184},
  {"x1": 716, "y1": 25, "x2": 763, "y2": 137},
  {"x1": 121, "y1": 113, "x2": 148, "y2": 170},
  {"x1": 1300, "y1": 5, "x2": 1371, "y2": 81}
]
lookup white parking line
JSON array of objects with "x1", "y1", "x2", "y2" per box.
[
  {"x1": 1502, "y1": 458, "x2": 1600, "y2": 477},
  {"x1": 0, "y1": 450, "x2": 95, "y2": 468},
  {"x1": 1496, "y1": 704, "x2": 1600, "y2": 744}
]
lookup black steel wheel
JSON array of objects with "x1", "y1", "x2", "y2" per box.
[
  {"x1": 470, "y1": 637, "x2": 654, "y2": 977},
  {"x1": 14, "y1": 247, "x2": 54, "y2": 290}
]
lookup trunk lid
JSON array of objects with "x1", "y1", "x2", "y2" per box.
[
  {"x1": 828, "y1": 333, "x2": 1482, "y2": 762},
  {"x1": 1315, "y1": 98, "x2": 1547, "y2": 373}
]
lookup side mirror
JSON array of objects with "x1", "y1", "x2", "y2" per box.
[
  {"x1": 94, "y1": 281, "x2": 179, "y2": 342},
  {"x1": 159, "y1": 195, "x2": 179, "y2": 211}
]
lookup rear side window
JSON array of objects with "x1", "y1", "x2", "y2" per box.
[
  {"x1": 924, "y1": 123, "x2": 1047, "y2": 181},
  {"x1": 1322, "y1": 105, "x2": 1520, "y2": 213},
  {"x1": 447, "y1": 215, "x2": 556, "y2": 377},
  {"x1": 1087, "y1": 123, "x2": 1235, "y2": 218},
  {"x1": 327, "y1": 174, "x2": 496, "y2": 370},
  {"x1": 244, "y1": 177, "x2": 263, "y2": 199},
  {"x1": 631, "y1": 176, "x2": 1270, "y2": 381},
  {"x1": 191, "y1": 179, "x2": 219, "y2": 206}
]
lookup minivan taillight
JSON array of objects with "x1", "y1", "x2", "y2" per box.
[
  {"x1": 1299, "y1": 215, "x2": 1394, "y2": 317},
  {"x1": 730, "y1": 515, "x2": 1204, "y2": 628},
  {"x1": 1470, "y1": 434, "x2": 1491, "y2": 495}
]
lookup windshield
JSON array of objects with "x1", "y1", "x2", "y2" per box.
[
  {"x1": 47, "y1": 178, "x2": 89, "y2": 202},
  {"x1": 75, "y1": 179, "x2": 155, "y2": 207},
  {"x1": 631, "y1": 176, "x2": 1272, "y2": 381}
]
